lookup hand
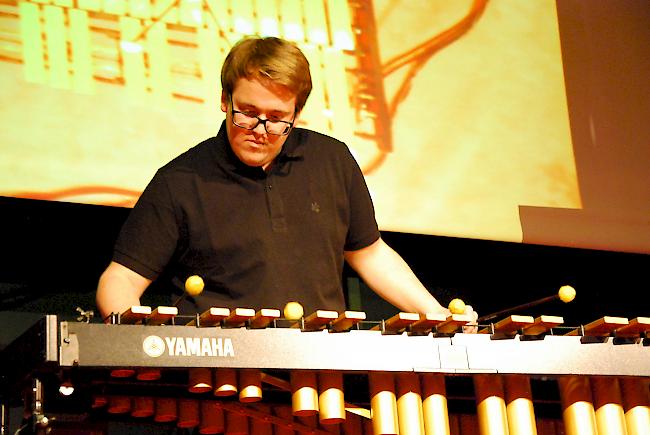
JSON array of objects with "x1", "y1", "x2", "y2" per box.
[{"x1": 462, "y1": 305, "x2": 479, "y2": 334}]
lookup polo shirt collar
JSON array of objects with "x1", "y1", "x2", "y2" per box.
[{"x1": 213, "y1": 120, "x2": 304, "y2": 177}]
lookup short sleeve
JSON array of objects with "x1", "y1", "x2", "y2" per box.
[
  {"x1": 343, "y1": 149, "x2": 380, "y2": 251},
  {"x1": 113, "y1": 170, "x2": 180, "y2": 279}
]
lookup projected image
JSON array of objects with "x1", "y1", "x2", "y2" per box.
[
  {"x1": 368, "y1": 0, "x2": 580, "y2": 243},
  {"x1": 0, "y1": 0, "x2": 580, "y2": 245}
]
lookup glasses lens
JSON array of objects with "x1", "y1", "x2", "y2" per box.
[
  {"x1": 233, "y1": 112, "x2": 257, "y2": 129},
  {"x1": 232, "y1": 110, "x2": 291, "y2": 135},
  {"x1": 265, "y1": 122, "x2": 289, "y2": 135}
]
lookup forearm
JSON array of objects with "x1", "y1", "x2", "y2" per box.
[
  {"x1": 96, "y1": 276, "x2": 141, "y2": 320},
  {"x1": 96, "y1": 261, "x2": 150, "y2": 320},
  {"x1": 345, "y1": 239, "x2": 448, "y2": 315}
]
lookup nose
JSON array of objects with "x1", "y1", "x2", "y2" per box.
[{"x1": 253, "y1": 120, "x2": 267, "y2": 135}]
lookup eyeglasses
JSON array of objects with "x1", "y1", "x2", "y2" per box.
[{"x1": 229, "y1": 97, "x2": 295, "y2": 136}]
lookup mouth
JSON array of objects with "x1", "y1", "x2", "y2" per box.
[
  {"x1": 246, "y1": 142, "x2": 265, "y2": 150},
  {"x1": 246, "y1": 138, "x2": 267, "y2": 147}
]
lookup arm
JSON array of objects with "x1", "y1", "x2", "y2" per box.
[
  {"x1": 96, "y1": 261, "x2": 152, "y2": 320},
  {"x1": 344, "y1": 237, "x2": 449, "y2": 315}
]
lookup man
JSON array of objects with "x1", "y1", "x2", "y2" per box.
[{"x1": 96, "y1": 36, "x2": 469, "y2": 321}]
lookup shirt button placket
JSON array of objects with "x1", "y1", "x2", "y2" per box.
[{"x1": 265, "y1": 176, "x2": 286, "y2": 232}]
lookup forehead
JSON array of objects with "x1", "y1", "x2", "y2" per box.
[{"x1": 231, "y1": 77, "x2": 296, "y2": 112}]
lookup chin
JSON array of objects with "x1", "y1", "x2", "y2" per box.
[{"x1": 241, "y1": 155, "x2": 268, "y2": 168}]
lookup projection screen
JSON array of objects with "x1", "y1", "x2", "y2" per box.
[{"x1": 1, "y1": 0, "x2": 648, "y2": 254}]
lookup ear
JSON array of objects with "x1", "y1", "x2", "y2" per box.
[{"x1": 220, "y1": 91, "x2": 228, "y2": 113}]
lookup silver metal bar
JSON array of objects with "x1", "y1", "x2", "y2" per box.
[{"x1": 58, "y1": 321, "x2": 650, "y2": 377}]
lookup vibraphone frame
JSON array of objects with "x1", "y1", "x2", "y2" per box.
[{"x1": 1, "y1": 315, "x2": 649, "y2": 434}]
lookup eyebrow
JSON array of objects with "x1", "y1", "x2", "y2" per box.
[{"x1": 234, "y1": 100, "x2": 293, "y2": 118}]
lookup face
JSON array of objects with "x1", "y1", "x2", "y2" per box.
[{"x1": 221, "y1": 77, "x2": 298, "y2": 170}]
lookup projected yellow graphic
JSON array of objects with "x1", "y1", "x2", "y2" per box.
[{"x1": 0, "y1": 0, "x2": 581, "y2": 244}]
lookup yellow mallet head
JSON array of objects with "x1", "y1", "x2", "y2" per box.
[
  {"x1": 283, "y1": 301, "x2": 304, "y2": 320},
  {"x1": 448, "y1": 298, "x2": 466, "y2": 315},
  {"x1": 558, "y1": 285, "x2": 576, "y2": 303},
  {"x1": 185, "y1": 275, "x2": 205, "y2": 296}
]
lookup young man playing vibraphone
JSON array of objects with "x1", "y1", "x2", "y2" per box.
[{"x1": 95, "y1": 36, "x2": 476, "y2": 323}]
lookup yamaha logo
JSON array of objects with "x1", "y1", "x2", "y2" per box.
[
  {"x1": 142, "y1": 335, "x2": 235, "y2": 357},
  {"x1": 143, "y1": 335, "x2": 165, "y2": 357}
]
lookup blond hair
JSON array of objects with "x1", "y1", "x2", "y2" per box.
[{"x1": 221, "y1": 36, "x2": 312, "y2": 113}]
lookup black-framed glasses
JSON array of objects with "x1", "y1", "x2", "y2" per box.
[{"x1": 229, "y1": 97, "x2": 295, "y2": 136}]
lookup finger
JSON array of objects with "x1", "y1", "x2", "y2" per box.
[{"x1": 463, "y1": 305, "x2": 479, "y2": 333}]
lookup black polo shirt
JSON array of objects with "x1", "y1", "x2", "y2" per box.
[{"x1": 113, "y1": 122, "x2": 380, "y2": 314}]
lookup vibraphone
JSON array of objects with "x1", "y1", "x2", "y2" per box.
[{"x1": 1, "y1": 308, "x2": 649, "y2": 435}]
